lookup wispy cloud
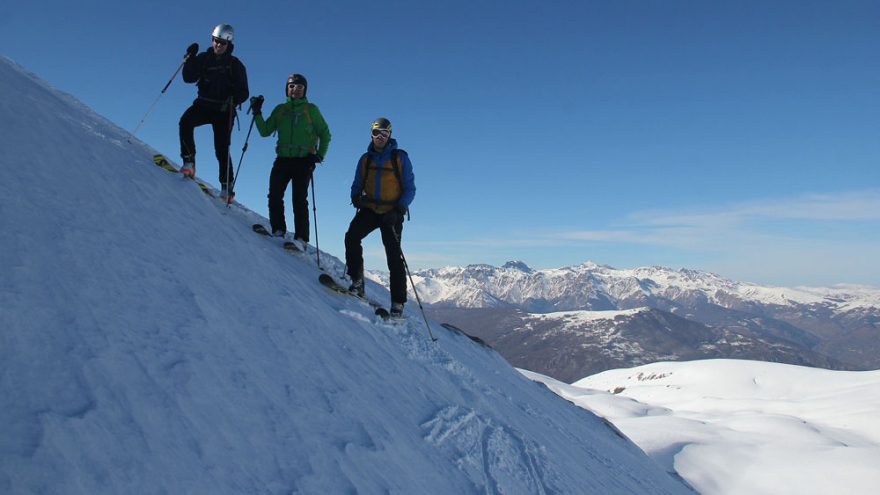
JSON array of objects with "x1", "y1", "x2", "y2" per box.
[
  {"x1": 630, "y1": 190, "x2": 880, "y2": 227},
  {"x1": 410, "y1": 190, "x2": 880, "y2": 251},
  {"x1": 557, "y1": 189, "x2": 880, "y2": 248}
]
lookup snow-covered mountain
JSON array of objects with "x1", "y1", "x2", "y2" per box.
[
  {"x1": 0, "y1": 57, "x2": 694, "y2": 494},
  {"x1": 402, "y1": 261, "x2": 880, "y2": 375},
  {"x1": 410, "y1": 261, "x2": 880, "y2": 313}
]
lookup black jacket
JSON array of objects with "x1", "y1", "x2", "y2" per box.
[{"x1": 183, "y1": 44, "x2": 249, "y2": 111}]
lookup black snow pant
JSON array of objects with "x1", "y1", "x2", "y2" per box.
[
  {"x1": 345, "y1": 209, "x2": 406, "y2": 304},
  {"x1": 268, "y1": 157, "x2": 313, "y2": 241},
  {"x1": 179, "y1": 103, "x2": 234, "y2": 189}
]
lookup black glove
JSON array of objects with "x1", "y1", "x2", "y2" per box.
[
  {"x1": 307, "y1": 153, "x2": 323, "y2": 164},
  {"x1": 352, "y1": 196, "x2": 364, "y2": 209},
  {"x1": 186, "y1": 43, "x2": 199, "y2": 58},
  {"x1": 249, "y1": 95, "x2": 264, "y2": 115}
]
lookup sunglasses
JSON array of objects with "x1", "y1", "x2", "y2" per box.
[
  {"x1": 212, "y1": 37, "x2": 229, "y2": 46},
  {"x1": 371, "y1": 129, "x2": 390, "y2": 138},
  {"x1": 287, "y1": 83, "x2": 305, "y2": 91}
]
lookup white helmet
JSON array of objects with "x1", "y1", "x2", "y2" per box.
[{"x1": 211, "y1": 24, "x2": 234, "y2": 43}]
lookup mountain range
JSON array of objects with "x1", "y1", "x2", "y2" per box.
[{"x1": 374, "y1": 261, "x2": 880, "y2": 382}]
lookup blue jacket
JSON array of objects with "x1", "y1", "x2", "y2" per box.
[{"x1": 350, "y1": 138, "x2": 416, "y2": 213}]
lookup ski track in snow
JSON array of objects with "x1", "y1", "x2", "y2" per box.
[{"x1": 421, "y1": 405, "x2": 555, "y2": 495}]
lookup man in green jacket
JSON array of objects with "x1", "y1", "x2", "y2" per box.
[{"x1": 251, "y1": 74, "x2": 331, "y2": 244}]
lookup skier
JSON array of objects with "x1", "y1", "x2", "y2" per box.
[
  {"x1": 345, "y1": 118, "x2": 416, "y2": 318},
  {"x1": 179, "y1": 23, "x2": 249, "y2": 202},
  {"x1": 250, "y1": 74, "x2": 331, "y2": 246}
]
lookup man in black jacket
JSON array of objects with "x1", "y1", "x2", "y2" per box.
[{"x1": 179, "y1": 23, "x2": 249, "y2": 201}]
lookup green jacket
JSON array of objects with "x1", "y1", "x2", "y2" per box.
[{"x1": 255, "y1": 97, "x2": 331, "y2": 159}]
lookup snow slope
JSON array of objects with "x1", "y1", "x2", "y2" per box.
[
  {"x1": 524, "y1": 360, "x2": 880, "y2": 495},
  {"x1": 0, "y1": 57, "x2": 690, "y2": 494}
]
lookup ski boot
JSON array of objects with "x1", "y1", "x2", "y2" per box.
[
  {"x1": 390, "y1": 302, "x2": 405, "y2": 319},
  {"x1": 348, "y1": 278, "x2": 365, "y2": 298},
  {"x1": 180, "y1": 161, "x2": 195, "y2": 178},
  {"x1": 219, "y1": 185, "x2": 235, "y2": 203}
]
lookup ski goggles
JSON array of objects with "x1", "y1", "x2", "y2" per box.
[
  {"x1": 371, "y1": 129, "x2": 390, "y2": 138},
  {"x1": 287, "y1": 83, "x2": 305, "y2": 91},
  {"x1": 212, "y1": 37, "x2": 229, "y2": 46}
]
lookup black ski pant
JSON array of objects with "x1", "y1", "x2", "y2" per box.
[
  {"x1": 179, "y1": 103, "x2": 234, "y2": 189},
  {"x1": 268, "y1": 157, "x2": 313, "y2": 241},
  {"x1": 345, "y1": 209, "x2": 406, "y2": 304}
]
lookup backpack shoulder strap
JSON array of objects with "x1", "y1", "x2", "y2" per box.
[
  {"x1": 358, "y1": 153, "x2": 370, "y2": 181},
  {"x1": 390, "y1": 149, "x2": 403, "y2": 185},
  {"x1": 302, "y1": 102, "x2": 313, "y2": 125},
  {"x1": 304, "y1": 103, "x2": 318, "y2": 149},
  {"x1": 390, "y1": 149, "x2": 411, "y2": 220}
]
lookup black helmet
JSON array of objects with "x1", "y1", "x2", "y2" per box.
[
  {"x1": 286, "y1": 73, "x2": 308, "y2": 97},
  {"x1": 371, "y1": 117, "x2": 392, "y2": 134}
]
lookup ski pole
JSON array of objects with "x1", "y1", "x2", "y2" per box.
[
  {"x1": 391, "y1": 225, "x2": 436, "y2": 342},
  {"x1": 228, "y1": 115, "x2": 256, "y2": 206},
  {"x1": 230, "y1": 97, "x2": 260, "y2": 192},
  {"x1": 224, "y1": 97, "x2": 235, "y2": 205},
  {"x1": 130, "y1": 54, "x2": 189, "y2": 141},
  {"x1": 311, "y1": 173, "x2": 322, "y2": 269}
]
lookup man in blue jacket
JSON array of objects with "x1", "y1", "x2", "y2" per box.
[{"x1": 345, "y1": 118, "x2": 416, "y2": 318}]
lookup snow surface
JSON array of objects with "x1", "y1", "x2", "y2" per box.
[
  {"x1": 523, "y1": 360, "x2": 880, "y2": 495},
  {"x1": 0, "y1": 57, "x2": 690, "y2": 493}
]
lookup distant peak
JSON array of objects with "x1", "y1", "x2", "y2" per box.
[
  {"x1": 570, "y1": 261, "x2": 613, "y2": 271},
  {"x1": 502, "y1": 260, "x2": 532, "y2": 273}
]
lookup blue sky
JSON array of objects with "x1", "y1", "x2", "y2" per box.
[{"x1": 5, "y1": 0, "x2": 879, "y2": 286}]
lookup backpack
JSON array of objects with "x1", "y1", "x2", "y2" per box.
[{"x1": 358, "y1": 149, "x2": 411, "y2": 219}]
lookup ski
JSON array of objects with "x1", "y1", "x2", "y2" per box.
[
  {"x1": 318, "y1": 273, "x2": 389, "y2": 320},
  {"x1": 152, "y1": 154, "x2": 178, "y2": 173},
  {"x1": 153, "y1": 154, "x2": 216, "y2": 199},
  {"x1": 193, "y1": 179, "x2": 215, "y2": 198},
  {"x1": 253, "y1": 224, "x2": 302, "y2": 252}
]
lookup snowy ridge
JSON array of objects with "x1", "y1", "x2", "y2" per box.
[
  {"x1": 524, "y1": 359, "x2": 880, "y2": 495},
  {"x1": 524, "y1": 309, "x2": 653, "y2": 363},
  {"x1": 531, "y1": 307, "x2": 650, "y2": 323},
  {"x1": 0, "y1": 58, "x2": 689, "y2": 494}
]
